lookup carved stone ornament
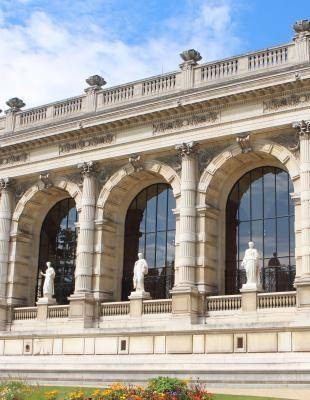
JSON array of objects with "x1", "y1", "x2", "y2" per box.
[
  {"x1": 175, "y1": 141, "x2": 199, "y2": 158},
  {"x1": 85, "y1": 75, "x2": 106, "y2": 88},
  {"x1": 271, "y1": 132, "x2": 299, "y2": 155},
  {"x1": 0, "y1": 152, "x2": 28, "y2": 167},
  {"x1": 263, "y1": 93, "x2": 310, "y2": 112},
  {"x1": 78, "y1": 161, "x2": 96, "y2": 176},
  {"x1": 198, "y1": 142, "x2": 230, "y2": 176},
  {"x1": 153, "y1": 111, "x2": 219, "y2": 136},
  {"x1": 129, "y1": 153, "x2": 143, "y2": 172},
  {"x1": 59, "y1": 133, "x2": 114, "y2": 155},
  {"x1": 292, "y1": 120, "x2": 310, "y2": 136},
  {"x1": 39, "y1": 171, "x2": 52, "y2": 189},
  {"x1": 98, "y1": 164, "x2": 120, "y2": 185},
  {"x1": 180, "y1": 49, "x2": 202, "y2": 63},
  {"x1": 157, "y1": 154, "x2": 181, "y2": 173},
  {"x1": 293, "y1": 20, "x2": 310, "y2": 36},
  {"x1": 0, "y1": 177, "x2": 14, "y2": 191},
  {"x1": 6, "y1": 97, "x2": 25, "y2": 111},
  {"x1": 236, "y1": 133, "x2": 252, "y2": 153}
]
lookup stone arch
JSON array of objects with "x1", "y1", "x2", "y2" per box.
[
  {"x1": 94, "y1": 160, "x2": 181, "y2": 301},
  {"x1": 196, "y1": 139, "x2": 300, "y2": 295},
  {"x1": 8, "y1": 178, "x2": 82, "y2": 306}
]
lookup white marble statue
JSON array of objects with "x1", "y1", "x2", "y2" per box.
[
  {"x1": 40, "y1": 262, "x2": 55, "y2": 298},
  {"x1": 133, "y1": 252, "x2": 148, "y2": 292},
  {"x1": 241, "y1": 241, "x2": 261, "y2": 290}
]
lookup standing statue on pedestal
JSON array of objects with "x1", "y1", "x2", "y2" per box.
[
  {"x1": 40, "y1": 261, "x2": 55, "y2": 298},
  {"x1": 133, "y1": 252, "x2": 148, "y2": 292},
  {"x1": 241, "y1": 241, "x2": 261, "y2": 290}
]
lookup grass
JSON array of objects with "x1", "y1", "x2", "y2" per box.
[{"x1": 23, "y1": 386, "x2": 286, "y2": 400}]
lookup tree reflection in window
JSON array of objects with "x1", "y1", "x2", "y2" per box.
[
  {"x1": 226, "y1": 167, "x2": 295, "y2": 294},
  {"x1": 37, "y1": 198, "x2": 77, "y2": 304},
  {"x1": 122, "y1": 184, "x2": 176, "y2": 300}
]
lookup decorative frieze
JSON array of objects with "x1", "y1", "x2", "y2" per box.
[
  {"x1": 153, "y1": 111, "x2": 220, "y2": 136},
  {"x1": 263, "y1": 93, "x2": 310, "y2": 112},
  {"x1": 59, "y1": 133, "x2": 114, "y2": 155},
  {"x1": 0, "y1": 153, "x2": 28, "y2": 167}
]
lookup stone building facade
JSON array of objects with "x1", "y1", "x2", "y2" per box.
[{"x1": 0, "y1": 20, "x2": 310, "y2": 386}]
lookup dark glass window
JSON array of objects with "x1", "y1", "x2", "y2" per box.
[
  {"x1": 226, "y1": 167, "x2": 295, "y2": 294},
  {"x1": 122, "y1": 183, "x2": 176, "y2": 300},
  {"x1": 37, "y1": 198, "x2": 77, "y2": 304}
]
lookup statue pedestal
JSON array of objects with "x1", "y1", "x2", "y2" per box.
[
  {"x1": 36, "y1": 296, "x2": 56, "y2": 320},
  {"x1": 240, "y1": 286, "x2": 262, "y2": 312},
  {"x1": 128, "y1": 291, "x2": 151, "y2": 317}
]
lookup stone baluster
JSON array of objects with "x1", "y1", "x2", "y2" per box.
[
  {"x1": 0, "y1": 178, "x2": 14, "y2": 301},
  {"x1": 171, "y1": 142, "x2": 200, "y2": 318},
  {"x1": 293, "y1": 120, "x2": 310, "y2": 307},
  {"x1": 74, "y1": 161, "x2": 97, "y2": 293}
]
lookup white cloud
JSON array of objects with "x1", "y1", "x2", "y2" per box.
[{"x1": 0, "y1": 1, "x2": 242, "y2": 113}]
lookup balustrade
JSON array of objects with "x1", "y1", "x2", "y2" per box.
[
  {"x1": 19, "y1": 107, "x2": 47, "y2": 125},
  {"x1": 248, "y1": 46, "x2": 288, "y2": 70},
  {"x1": 143, "y1": 299, "x2": 172, "y2": 314},
  {"x1": 257, "y1": 291, "x2": 296, "y2": 309},
  {"x1": 102, "y1": 85, "x2": 134, "y2": 105},
  {"x1": 13, "y1": 307, "x2": 37, "y2": 320},
  {"x1": 142, "y1": 74, "x2": 176, "y2": 95},
  {"x1": 206, "y1": 295, "x2": 242, "y2": 311},
  {"x1": 47, "y1": 305, "x2": 69, "y2": 318},
  {"x1": 200, "y1": 59, "x2": 238, "y2": 81},
  {"x1": 101, "y1": 301, "x2": 130, "y2": 316},
  {"x1": 53, "y1": 97, "x2": 83, "y2": 117}
]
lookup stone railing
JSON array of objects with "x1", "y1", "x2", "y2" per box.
[
  {"x1": 248, "y1": 45, "x2": 288, "y2": 70},
  {"x1": 257, "y1": 291, "x2": 296, "y2": 309},
  {"x1": 13, "y1": 307, "x2": 37, "y2": 320},
  {"x1": 1, "y1": 40, "x2": 305, "y2": 134},
  {"x1": 143, "y1": 299, "x2": 172, "y2": 314},
  {"x1": 101, "y1": 301, "x2": 130, "y2": 317},
  {"x1": 47, "y1": 305, "x2": 69, "y2": 318},
  {"x1": 206, "y1": 295, "x2": 242, "y2": 311}
]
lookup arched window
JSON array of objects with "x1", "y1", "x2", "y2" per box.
[
  {"x1": 37, "y1": 198, "x2": 78, "y2": 304},
  {"x1": 122, "y1": 183, "x2": 176, "y2": 300},
  {"x1": 226, "y1": 167, "x2": 295, "y2": 294}
]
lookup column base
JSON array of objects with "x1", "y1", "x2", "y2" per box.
[
  {"x1": 295, "y1": 277, "x2": 310, "y2": 308},
  {"x1": 240, "y1": 287, "x2": 262, "y2": 312},
  {"x1": 36, "y1": 296, "x2": 56, "y2": 321},
  {"x1": 171, "y1": 286, "x2": 200, "y2": 317},
  {"x1": 128, "y1": 291, "x2": 151, "y2": 317},
  {"x1": 68, "y1": 292, "x2": 96, "y2": 327}
]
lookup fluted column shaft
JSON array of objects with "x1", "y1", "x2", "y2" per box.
[
  {"x1": 74, "y1": 162, "x2": 96, "y2": 293},
  {"x1": 0, "y1": 178, "x2": 14, "y2": 300},
  {"x1": 175, "y1": 142, "x2": 198, "y2": 288},
  {"x1": 293, "y1": 121, "x2": 310, "y2": 277}
]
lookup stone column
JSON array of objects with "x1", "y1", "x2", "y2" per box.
[
  {"x1": 69, "y1": 162, "x2": 97, "y2": 324},
  {"x1": 0, "y1": 178, "x2": 14, "y2": 326},
  {"x1": 171, "y1": 142, "x2": 200, "y2": 318},
  {"x1": 293, "y1": 120, "x2": 310, "y2": 307}
]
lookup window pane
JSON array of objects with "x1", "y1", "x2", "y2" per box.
[
  {"x1": 145, "y1": 233, "x2": 156, "y2": 269},
  {"x1": 157, "y1": 184, "x2": 168, "y2": 231},
  {"x1": 167, "y1": 189, "x2": 176, "y2": 230},
  {"x1": 276, "y1": 169, "x2": 289, "y2": 217},
  {"x1": 277, "y1": 217, "x2": 289, "y2": 257},
  {"x1": 263, "y1": 167, "x2": 276, "y2": 218},
  {"x1": 264, "y1": 218, "x2": 276, "y2": 258},
  {"x1": 156, "y1": 231, "x2": 167, "y2": 269},
  {"x1": 238, "y1": 221, "x2": 250, "y2": 261},
  {"x1": 146, "y1": 185, "x2": 157, "y2": 232},
  {"x1": 251, "y1": 220, "x2": 263, "y2": 257},
  {"x1": 238, "y1": 173, "x2": 251, "y2": 221},
  {"x1": 251, "y1": 168, "x2": 263, "y2": 220}
]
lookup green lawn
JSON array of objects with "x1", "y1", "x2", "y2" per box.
[{"x1": 24, "y1": 386, "x2": 287, "y2": 400}]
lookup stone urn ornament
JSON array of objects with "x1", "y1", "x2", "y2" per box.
[
  {"x1": 6, "y1": 97, "x2": 25, "y2": 111},
  {"x1": 85, "y1": 75, "x2": 106, "y2": 89}
]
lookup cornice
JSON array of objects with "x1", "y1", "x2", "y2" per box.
[{"x1": 1, "y1": 64, "x2": 310, "y2": 155}]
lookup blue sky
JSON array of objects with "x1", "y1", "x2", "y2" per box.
[{"x1": 0, "y1": 0, "x2": 309, "y2": 112}]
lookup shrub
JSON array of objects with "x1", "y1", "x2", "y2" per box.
[
  {"x1": 147, "y1": 377, "x2": 188, "y2": 400},
  {"x1": 0, "y1": 381, "x2": 30, "y2": 400}
]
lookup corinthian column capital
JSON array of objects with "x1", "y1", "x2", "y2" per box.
[
  {"x1": 78, "y1": 161, "x2": 97, "y2": 177},
  {"x1": 175, "y1": 141, "x2": 199, "y2": 158},
  {"x1": 0, "y1": 177, "x2": 14, "y2": 192},
  {"x1": 292, "y1": 120, "x2": 310, "y2": 136}
]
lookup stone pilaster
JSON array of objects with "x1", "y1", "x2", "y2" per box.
[
  {"x1": 293, "y1": 20, "x2": 310, "y2": 63},
  {"x1": 179, "y1": 49, "x2": 202, "y2": 90},
  {"x1": 84, "y1": 75, "x2": 106, "y2": 112},
  {"x1": 171, "y1": 142, "x2": 200, "y2": 318},
  {"x1": 74, "y1": 161, "x2": 97, "y2": 294},
  {"x1": 292, "y1": 120, "x2": 310, "y2": 307}
]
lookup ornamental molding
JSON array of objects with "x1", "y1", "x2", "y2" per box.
[
  {"x1": 263, "y1": 92, "x2": 310, "y2": 113},
  {"x1": 0, "y1": 177, "x2": 14, "y2": 191},
  {"x1": 78, "y1": 161, "x2": 97, "y2": 176},
  {"x1": 292, "y1": 120, "x2": 310, "y2": 136},
  {"x1": 175, "y1": 141, "x2": 199, "y2": 158},
  {"x1": 39, "y1": 171, "x2": 53, "y2": 189},
  {"x1": 153, "y1": 110, "x2": 220, "y2": 136},
  {"x1": 59, "y1": 132, "x2": 115, "y2": 155},
  {"x1": 0, "y1": 152, "x2": 29, "y2": 168}
]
